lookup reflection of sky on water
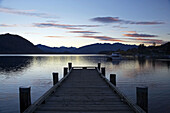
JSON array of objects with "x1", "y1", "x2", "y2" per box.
[
  {"x1": 0, "y1": 55, "x2": 170, "y2": 113},
  {"x1": 108, "y1": 59, "x2": 170, "y2": 113},
  {"x1": 0, "y1": 56, "x2": 32, "y2": 76}
]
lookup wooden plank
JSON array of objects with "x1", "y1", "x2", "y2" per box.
[
  {"x1": 34, "y1": 68, "x2": 135, "y2": 113},
  {"x1": 73, "y1": 66, "x2": 96, "y2": 69},
  {"x1": 35, "y1": 111, "x2": 134, "y2": 113},
  {"x1": 47, "y1": 99, "x2": 125, "y2": 103},
  {"x1": 23, "y1": 68, "x2": 73, "y2": 113},
  {"x1": 52, "y1": 92, "x2": 116, "y2": 95},
  {"x1": 46, "y1": 96, "x2": 122, "y2": 102},
  {"x1": 52, "y1": 92, "x2": 117, "y2": 95},
  {"x1": 54, "y1": 89, "x2": 114, "y2": 93},
  {"x1": 39, "y1": 104, "x2": 130, "y2": 107},
  {"x1": 36, "y1": 106, "x2": 132, "y2": 111},
  {"x1": 25, "y1": 67, "x2": 143, "y2": 113},
  {"x1": 96, "y1": 68, "x2": 146, "y2": 113},
  {"x1": 44, "y1": 101, "x2": 125, "y2": 105}
]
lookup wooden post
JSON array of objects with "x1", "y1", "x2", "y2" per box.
[
  {"x1": 101, "y1": 67, "x2": 105, "y2": 76},
  {"x1": 63, "y1": 67, "x2": 68, "y2": 77},
  {"x1": 110, "y1": 74, "x2": 116, "y2": 86},
  {"x1": 136, "y1": 87, "x2": 148, "y2": 113},
  {"x1": 83, "y1": 67, "x2": 87, "y2": 69},
  {"x1": 19, "y1": 87, "x2": 31, "y2": 113},
  {"x1": 68, "y1": 62, "x2": 72, "y2": 71},
  {"x1": 98, "y1": 63, "x2": 101, "y2": 71},
  {"x1": 53, "y1": 73, "x2": 58, "y2": 85}
]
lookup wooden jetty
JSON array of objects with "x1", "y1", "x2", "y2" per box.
[{"x1": 21, "y1": 63, "x2": 147, "y2": 113}]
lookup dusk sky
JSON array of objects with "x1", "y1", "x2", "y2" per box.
[{"x1": 0, "y1": 0, "x2": 170, "y2": 47}]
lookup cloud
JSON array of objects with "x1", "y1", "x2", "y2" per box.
[
  {"x1": 121, "y1": 31, "x2": 164, "y2": 44},
  {"x1": 45, "y1": 36, "x2": 65, "y2": 38},
  {"x1": 0, "y1": 24, "x2": 17, "y2": 27},
  {"x1": 33, "y1": 23, "x2": 99, "y2": 30},
  {"x1": 91, "y1": 16, "x2": 164, "y2": 25},
  {"x1": 78, "y1": 35, "x2": 125, "y2": 42},
  {"x1": 123, "y1": 33, "x2": 158, "y2": 37},
  {"x1": 69, "y1": 30, "x2": 100, "y2": 34},
  {"x1": 122, "y1": 31, "x2": 137, "y2": 33},
  {"x1": 113, "y1": 25, "x2": 128, "y2": 29},
  {"x1": 0, "y1": 7, "x2": 57, "y2": 18},
  {"x1": 129, "y1": 38, "x2": 165, "y2": 44},
  {"x1": 128, "y1": 21, "x2": 164, "y2": 25},
  {"x1": 91, "y1": 17, "x2": 121, "y2": 23},
  {"x1": 46, "y1": 20, "x2": 58, "y2": 23}
]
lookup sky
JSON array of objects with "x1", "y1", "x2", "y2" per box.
[{"x1": 0, "y1": 0, "x2": 170, "y2": 47}]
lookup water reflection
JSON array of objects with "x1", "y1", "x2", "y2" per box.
[
  {"x1": 138, "y1": 58, "x2": 146, "y2": 68},
  {"x1": 0, "y1": 56, "x2": 33, "y2": 73},
  {"x1": 167, "y1": 61, "x2": 170, "y2": 69},
  {"x1": 156, "y1": 59, "x2": 170, "y2": 69},
  {"x1": 0, "y1": 55, "x2": 169, "y2": 113}
]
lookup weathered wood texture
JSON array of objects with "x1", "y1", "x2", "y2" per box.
[
  {"x1": 52, "y1": 73, "x2": 58, "y2": 85},
  {"x1": 63, "y1": 67, "x2": 68, "y2": 77},
  {"x1": 33, "y1": 68, "x2": 136, "y2": 113},
  {"x1": 98, "y1": 63, "x2": 101, "y2": 71},
  {"x1": 101, "y1": 67, "x2": 105, "y2": 76},
  {"x1": 110, "y1": 74, "x2": 116, "y2": 86},
  {"x1": 136, "y1": 87, "x2": 148, "y2": 113},
  {"x1": 19, "y1": 87, "x2": 31, "y2": 113},
  {"x1": 68, "y1": 63, "x2": 72, "y2": 71}
]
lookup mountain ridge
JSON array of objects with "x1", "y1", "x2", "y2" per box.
[
  {"x1": 2, "y1": 33, "x2": 168, "y2": 54},
  {"x1": 0, "y1": 33, "x2": 42, "y2": 53},
  {"x1": 36, "y1": 44, "x2": 77, "y2": 53},
  {"x1": 36, "y1": 43, "x2": 138, "y2": 54}
]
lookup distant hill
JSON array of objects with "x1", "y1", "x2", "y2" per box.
[
  {"x1": 37, "y1": 44, "x2": 77, "y2": 53},
  {"x1": 37, "y1": 43, "x2": 137, "y2": 54},
  {"x1": 75, "y1": 43, "x2": 137, "y2": 53},
  {"x1": 1, "y1": 33, "x2": 169, "y2": 54},
  {"x1": 160, "y1": 42, "x2": 170, "y2": 51},
  {"x1": 0, "y1": 33, "x2": 42, "y2": 53},
  {"x1": 157, "y1": 42, "x2": 170, "y2": 55}
]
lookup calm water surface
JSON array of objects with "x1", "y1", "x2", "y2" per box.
[{"x1": 0, "y1": 55, "x2": 170, "y2": 113}]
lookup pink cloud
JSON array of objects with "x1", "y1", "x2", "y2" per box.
[
  {"x1": 0, "y1": 7, "x2": 57, "y2": 18},
  {"x1": 122, "y1": 31, "x2": 137, "y2": 34},
  {"x1": 69, "y1": 30, "x2": 100, "y2": 34},
  {"x1": 91, "y1": 16, "x2": 164, "y2": 25},
  {"x1": 45, "y1": 36, "x2": 65, "y2": 38},
  {"x1": 79, "y1": 36, "x2": 125, "y2": 42},
  {"x1": 123, "y1": 33, "x2": 158, "y2": 37},
  {"x1": 33, "y1": 23, "x2": 99, "y2": 30},
  {"x1": 0, "y1": 24, "x2": 17, "y2": 27},
  {"x1": 126, "y1": 37, "x2": 166, "y2": 44}
]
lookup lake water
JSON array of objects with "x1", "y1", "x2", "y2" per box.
[{"x1": 0, "y1": 55, "x2": 170, "y2": 113}]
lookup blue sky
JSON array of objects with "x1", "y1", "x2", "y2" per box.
[{"x1": 0, "y1": 0, "x2": 170, "y2": 47}]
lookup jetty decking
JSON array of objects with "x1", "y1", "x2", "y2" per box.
[{"x1": 22, "y1": 64, "x2": 146, "y2": 113}]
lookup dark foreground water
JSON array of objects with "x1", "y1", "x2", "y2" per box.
[{"x1": 0, "y1": 55, "x2": 169, "y2": 113}]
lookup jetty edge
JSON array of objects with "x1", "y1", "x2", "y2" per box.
[{"x1": 19, "y1": 63, "x2": 147, "y2": 113}]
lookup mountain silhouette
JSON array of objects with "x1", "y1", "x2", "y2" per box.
[
  {"x1": 37, "y1": 43, "x2": 137, "y2": 54},
  {"x1": 75, "y1": 43, "x2": 137, "y2": 53},
  {"x1": 158, "y1": 42, "x2": 170, "y2": 55},
  {"x1": 1, "y1": 33, "x2": 169, "y2": 54},
  {"x1": 37, "y1": 44, "x2": 77, "y2": 53},
  {"x1": 0, "y1": 33, "x2": 42, "y2": 53}
]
